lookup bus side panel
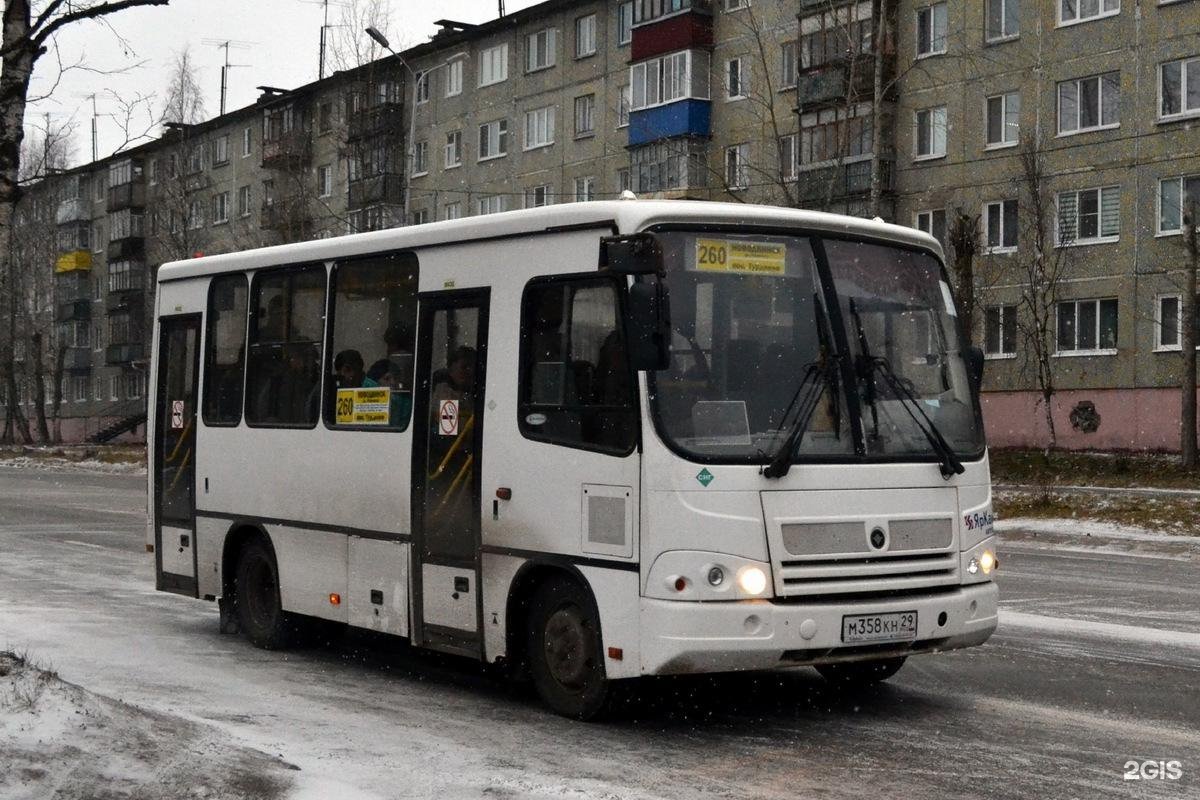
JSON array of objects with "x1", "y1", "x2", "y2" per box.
[
  {"x1": 577, "y1": 566, "x2": 641, "y2": 680},
  {"x1": 348, "y1": 537, "x2": 409, "y2": 637},
  {"x1": 272, "y1": 525, "x2": 349, "y2": 623},
  {"x1": 195, "y1": 515, "x2": 227, "y2": 599},
  {"x1": 480, "y1": 552, "x2": 524, "y2": 662}
]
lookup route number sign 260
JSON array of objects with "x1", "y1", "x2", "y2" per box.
[{"x1": 697, "y1": 243, "x2": 728, "y2": 267}]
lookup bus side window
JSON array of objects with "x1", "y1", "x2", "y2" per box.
[
  {"x1": 202, "y1": 273, "x2": 248, "y2": 426},
  {"x1": 518, "y1": 276, "x2": 637, "y2": 454},
  {"x1": 324, "y1": 252, "x2": 418, "y2": 431},
  {"x1": 245, "y1": 265, "x2": 326, "y2": 428}
]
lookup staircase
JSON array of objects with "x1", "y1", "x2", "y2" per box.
[{"x1": 89, "y1": 399, "x2": 148, "y2": 444}]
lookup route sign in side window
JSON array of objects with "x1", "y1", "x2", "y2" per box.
[
  {"x1": 519, "y1": 276, "x2": 637, "y2": 454},
  {"x1": 245, "y1": 265, "x2": 326, "y2": 428},
  {"x1": 324, "y1": 252, "x2": 419, "y2": 431},
  {"x1": 203, "y1": 274, "x2": 248, "y2": 426}
]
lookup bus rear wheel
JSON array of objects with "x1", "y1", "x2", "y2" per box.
[
  {"x1": 234, "y1": 538, "x2": 301, "y2": 650},
  {"x1": 816, "y1": 656, "x2": 906, "y2": 686},
  {"x1": 526, "y1": 577, "x2": 609, "y2": 720}
]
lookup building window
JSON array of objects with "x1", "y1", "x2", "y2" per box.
[
  {"x1": 1059, "y1": 0, "x2": 1118, "y2": 25},
  {"x1": 574, "y1": 94, "x2": 595, "y2": 136},
  {"x1": 238, "y1": 185, "x2": 252, "y2": 217},
  {"x1": 526, "y1": 28, "x2": 556, "y2": 72},
  {"x1": 445, "y1": 60, "x2": 463, "y2": 97},
  {"x1": 524, "y1": 105, "x2": 556, "y2": 149},
  {"x1": 212, "y1": 191, "x2": 230, "y2": 225},
  {"x1": 800, "y1": 108, "x2": 873, "y2": 165},
  {"x1": 74, "y1": 376, "x2": 89, "y2": 403},
  {"x1": 444, "y1": 201, "x2": 462, "y2": 220},
  {"x1": 203, "y1": 274, "x2": 248, "y2": 426},
  {"x1": 479, "y1": 118, "x2": 508, "y2": 160},
  {"x1": 246, "y1": 266, "x2": 327, "y2": 427},
  {"x1": 445, "y1": 130, "x2": 462, "y2": 168},
  {"x1": 576, "y1": 14, "x2": 597, "y2": 57},
  {"x1": 1057, "y1": 298, "x2": 1118, "y2": 353},
  {"x1": 1058, "y1": 72, "x2": 1120, "y2": 134},
  {"x1": 916, "y1": 3, "x2": 948, "y2": 57},
  {"x1": 986, "y1": 0, "x2": 1019, "y2": 40},
  {"x1": 526, "y1": 185, "x2": 552, "y2": 208},
  {"x1": 1160, "y1": 57, "x2": 1200, "y2": 119},
  {"x1": 781, "y1": 41, "x2": 798, "y2": 88},
  {"x1": 212, "y1": 134, "x2": 229, "y2": 165},
  {"x1": 618, "y1": 167, "x2": 631, "y2": 193},
  {"x1": 914, "y1": 106, "x2": 947, "y2": 159},
  {"x1": 725, "y1": 143, "x2": 749, "y2": 190},
  {"x1": 479, "y1": 43, "x2": 509, "y2": 86},
  {"x1": 1057, "y1": 186, "x2": 1120, "y2": 244},
  {"x1": 618, "y1": 85, "x2": 631, "y2": 128},
  {"x1": 617, "y1": 2, "x2": 634, "y2": 46},
  {"x1": 476, "y1": 195, "x2": 505, "y2": 215},
  {"x1": 415, "y1": 71, "x2": 429, "y2": 104},
  {"x1": 984, "y1": 200, "x2": 1018, "y2": 252},
  {"x1": 630, "y1": 49, "x2": 710, "y2": 111},
  {"x1": 518, "y1": 277, "x2": 636, "y2": 454},
  {"x1": 187, "y1": 146, "x2": 203, "y2": 175},
  {"x1": 318, "y1": 102, "x2": 333, "y2": 133},
  {"x1": 412, "y1": 140, "x2": 429, "y2": 175},
  {"x1": 984, "y1": 305, "x2": 1018, "y2": 357},
  {"x1": 318, "y1": 164, "x2": 333, "y2": 197},
  {"x1": 410, "y1": 209, "x2": 429, "y2": 225},
  {"x1": 915, "y1": 209, "x2": 947, "y2": 243},
  {"x1": 575, "y1": 176, "x2": 596, "y2": 202},
  {"x1": 985, "y1": 92, "x2": 1020, "y2": 147},
  {"x1": 187, "y1": 199, "x2": 205, "y2": 230},
  {"x1": 801, "y1": 20, "x2": 872, "y2": 70},
  {"x1": 779, "y1": 134, "x2": 797, "y2": 180},
  {"x1": 726, "y1": 57, "x2": 747, "y2": 99},
  {"x1": 242, "y1": 127, "x2": 253, "y2": 157},
  {"x1": 1158, "y1": 175, "x2": 1200, "y2": 234}
]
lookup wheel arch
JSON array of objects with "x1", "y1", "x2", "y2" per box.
[
  {"x1": 503, "y1": 560, "x2": 600, "y2": 678},
  {"x1": 220, "y1": 520, "x2": 274, "y2": 601}
]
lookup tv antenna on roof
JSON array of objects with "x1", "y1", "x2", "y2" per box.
[
  {"x1": 299, "y1": 0, "x2": 351, "y2": 80},
  {"x1": 201, "y1": 38, "x2": 255, "y2": 115}
]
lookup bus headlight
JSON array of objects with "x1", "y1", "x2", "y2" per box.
[
  {"x1": 979, "y1": 549, "x2": 996, "y2": 574},
  {"x1": 737, "y1": 566, "x2": 768, "y2": 596},
  {"x1": 707, "y1": 566, "x2": 725, "y2": 587},
  {"x1": 963, "y1": 539, "x2": 998, "y2": 583}
]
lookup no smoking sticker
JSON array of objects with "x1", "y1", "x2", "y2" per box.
[
  {"x1": 170, "y1": 400, "x2": 185, "y2": 430},
  {"x1": 438, "y1": 399, "x2": 459, "y2": 436}
]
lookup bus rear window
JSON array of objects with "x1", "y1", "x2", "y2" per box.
[{"x1": 324, "y1": 252, "x2": 418, "y2": 431}]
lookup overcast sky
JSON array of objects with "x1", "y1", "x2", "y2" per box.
[{"x1": 27, "y1": 0, "x2": 540, "y2": 167}]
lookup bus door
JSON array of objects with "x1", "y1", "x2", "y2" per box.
[
  {"x1": 411, "y1": 290, "x2": 489, "y2": 655},
  {"x1": 154, "y1": 313, "x2": 202, "y2": 597}
]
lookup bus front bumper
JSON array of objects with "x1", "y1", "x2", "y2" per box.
[{"x1": 639, "y1": 582, "x2": 997, "y2": 676}]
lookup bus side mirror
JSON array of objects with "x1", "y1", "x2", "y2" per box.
[
  {"x1": 966, "y1": 345, "x2": 984, "y2": 393},
  {"x1": 626, "y1": 281, "x2": 671, "y2": 371},
  {"x1": 601, "y1": 233, "x2": 664, "y2": 276}
]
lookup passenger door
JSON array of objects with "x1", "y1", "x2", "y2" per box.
[
  {"x1": 411, "y1": 290, "x2": 489, "y2": 655},
  {"x1": 154, "y1": 314, "x2": 201, "y2": 596}
]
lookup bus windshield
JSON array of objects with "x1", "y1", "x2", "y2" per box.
[{"x1": 648, "y1": 230, "x2": 984, "y2": 464}]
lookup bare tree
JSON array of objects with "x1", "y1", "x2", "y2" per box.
[
  {"x1": 947, "y1": 209, "x2": 979, "y2": 345},
  {"x1": 1179, "y1": 199, "x2": 1198, "y2": 466},
  {"x1": 1011, "y1": 135, "x2": 1073, "y2": 454},
  {"x1": 327, "y1": 0, "x2": 393, "y2": 75}
]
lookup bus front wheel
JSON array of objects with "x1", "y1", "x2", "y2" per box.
[
  {"x1": 234, "y1": 538, "x2": 300, "y2": 650},
  {"x1": 526, "y1": 577, "x2": 609, "y2": 720},
  {"x1": 816, "y1": 656, "x2": 906, "y2": 686}
]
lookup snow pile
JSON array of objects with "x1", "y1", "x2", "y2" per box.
[
  {"x1": 0, "y1": 455, "x2": 145, "y2": 475},
  {"x1": 0, "y1": 651, "x2": 296, "y2": 800}
]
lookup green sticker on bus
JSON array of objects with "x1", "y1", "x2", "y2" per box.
[{"x1": 696, "y1": 468, "x2": 714, "y2": 487}]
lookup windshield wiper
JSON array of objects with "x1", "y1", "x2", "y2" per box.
[
  {"x1": 763, "y1": 295, "x2": 841, "y2": 479},
  {"x1": 848, "y1": 299, "x2": 964, "y2": 479}
]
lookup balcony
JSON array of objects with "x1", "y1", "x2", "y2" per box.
[
  {"x1": 796, "y1": 159, "x2": 893, "y2": 204},
  {"x1": 347, "y1": 103, "x2": 404, "y2": 142},
  {"x1": 106, "y1": 342, "x2": 145, "y2": 365},
  {"x1": 55, "y1": 197, "x2": 90, "y2": 225},
  {"x1": 260, "y1": 198, "x2": 311, "y2": 235},
  {"x1": 55, "y1": 249, "x2": 92, "y2": 273},
  {"x1": 348, "y1": 173, "x2": 404, "y2": 209},
  {"x1": 64, "y1": 346, "x2": 92, "y2": 371},
  {"x1": 797, "y1": 56, "x2": 886, "y2": 109},
  {"x1": 627, "y1": 100, "x2": 711, "y2": 147},
  {"x1": 107, "y1": 237, "x2": 145, "y2": 261},
  {"x1": 108, "y1": 289, "x2": 144, "y2": 313},
  {"x1": 630, "y1": 5, "x2": 713, "y2": 62},
  {"x1": 106, "y1": 181, "x2": 146, "y2": 212},
  {"x1": 56, "y1": 299, "x2": 92, "y2": 321},
  {"x1": 261, "y1": 130, "x2": 312, "y2": 169}
]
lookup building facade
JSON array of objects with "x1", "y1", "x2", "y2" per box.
[{"x1": 3, "y1": 0, "x2": 1199, "y2": 449}]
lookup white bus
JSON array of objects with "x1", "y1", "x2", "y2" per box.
[{"x1": 149, "y1": 200, "x2": 998, "y2": 718}]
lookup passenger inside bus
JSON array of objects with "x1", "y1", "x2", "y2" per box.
[{"x1": 334, "y1": 349, "x2": 366, "y2": 388}]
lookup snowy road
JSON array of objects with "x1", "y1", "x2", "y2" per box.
[{"x1": 1, "y1": 466, "x2": 1197, "y2": 800}]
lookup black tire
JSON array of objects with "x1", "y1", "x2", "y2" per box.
[
  {"x1": 816, "y1": 656, "x2": 906, "y2": 686},
  {"x1": 526, "y1": 577, "x2": 610, "y2": 720},
  {"x1": 234, "y1": 537, "x2": 303, "y2": 650}
]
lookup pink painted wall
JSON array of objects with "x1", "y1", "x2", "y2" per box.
[{"x1": 982, "y1": 388, "x2": 1198, "y2": 451}]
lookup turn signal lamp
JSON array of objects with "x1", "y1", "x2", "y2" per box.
[
  {"x1": 737, "y1": 566, "x2": 768, "y2": 596},
  {"x1": 329, "y1": 593, "x2": 342, "y2": 606}
]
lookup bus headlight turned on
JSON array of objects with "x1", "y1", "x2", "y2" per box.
[
  {"x1": 737, "y1": 566, "x2": 768, "y2": 596},
  {"x1": 963, "y1": 539, "x2": 998, "y2": 583}
]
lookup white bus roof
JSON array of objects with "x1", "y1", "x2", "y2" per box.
[{"x1": 156, "y1": 199, "x2": 944, "y2": 283}]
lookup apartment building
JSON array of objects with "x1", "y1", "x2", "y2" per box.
[{"x1": 4, "y1": 0, "x2": 1199, "y2": 449}]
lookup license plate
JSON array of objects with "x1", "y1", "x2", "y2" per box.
[{"x1": 841, "y1": 611, "x2": 918, "y2": 644}]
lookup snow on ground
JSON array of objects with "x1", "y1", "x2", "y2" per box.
[
  {"x1": 0, "y1": 651, "x2": 297, "y2": 800},
  {"x1": 996, "y1": 517, "x2": 1198, "y2": 544},
  {"x1": 0, "y1": 455, "x2": 145, "y2": 475}
]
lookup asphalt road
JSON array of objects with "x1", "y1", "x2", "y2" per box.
[{"x1": 1, "y1": 465, "x2": 1197, "y2": 800}]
